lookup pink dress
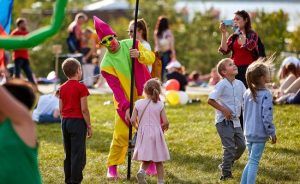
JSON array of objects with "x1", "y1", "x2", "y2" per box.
[{"x1": 132, "y1": 99, "x2": 170, "y2": 162}]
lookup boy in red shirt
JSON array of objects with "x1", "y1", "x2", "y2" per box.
[
  {"x1": 58, "y1": 58, "x2": 92, "y2": 184},
  {"x1": 10, "y1": 18, "x2": 35, "y2": 84}
]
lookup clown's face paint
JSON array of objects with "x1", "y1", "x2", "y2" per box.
[
  {"x1": 101, "y1": 35, "x2": 120, "y2": 53},
  {"x1": 109, "y1": 39, "x2": 119, "y2": 52}
]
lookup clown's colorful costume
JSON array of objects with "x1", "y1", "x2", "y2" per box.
[{"x1": 93, "y1": 16, "x2": 155, "y2": 177}]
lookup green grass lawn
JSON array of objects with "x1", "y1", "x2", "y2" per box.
[{"x1": 38, "y1": 94, "x2": 300, "y2": 184}]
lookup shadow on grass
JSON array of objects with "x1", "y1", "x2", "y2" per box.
[
  {"x1": 170, "y1": 150, "x2": 298, "y2": 183},
  {"x1": 171, "y1": 151, "x2": 223, "y2": 172},
  {"x1": 116, "y1": 173, "x2": 198, "y2": 184},
  {"x1": 269, "y1": 146, "x2": 300, "y2": 156},
  {"x1": 166, "y1": 172, "x2": 200, "y2": 184},
  {"x1": 258, "y1": 166, "x2": 297, "y2": 182},
  {"x1": 37, "y1": 123, "x2": 113, "y2": 153}
]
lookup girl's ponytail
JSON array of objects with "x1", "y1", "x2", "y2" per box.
[
  {"x1": 151, "y1": 88, "x2": 159, "y2": 103},
  {"x1": 138, "y1": 18, "x2": 148, "y2": 41},
  {"x1": 144, "y1": 78, "x2": 162, "y2": 103},
  {"x1": 246, "y1": 70, "x2": 258, "y2": 102}
]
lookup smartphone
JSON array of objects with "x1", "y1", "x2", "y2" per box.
[{"x1": 223, "y1": 19, "x2": 233, "y2": 27}]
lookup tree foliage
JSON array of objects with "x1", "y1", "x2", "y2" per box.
[
  {"x1": 252, "y1": 10, "x2": 289, "y2": 57},
  {"x1": 288, "y1": 25, "x2": 300, "y2": 54}
]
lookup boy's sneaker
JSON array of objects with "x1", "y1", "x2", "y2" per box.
[
  {"x1": 231, "y1": 161, "x2": 235, "y2": 167},
  {"x1": 218, "y1": 164, "x2": 222, "y2": 171},
  {"x1": 136, "y1": 170, "x2": 147, "y2": 184},
  {"x1": 220, "y1": 173, "x2": 233, "y2": 181},
  {"x1": 218, "y1": 161, "x2": 234, "y2": 171}
]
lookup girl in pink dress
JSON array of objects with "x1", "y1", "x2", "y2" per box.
[{"x1": 130, "y1": 78, "x2": 170, "y2": 184}]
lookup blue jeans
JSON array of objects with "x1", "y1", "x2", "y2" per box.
[
  {"x1": 67, "y1": 34, "x2": 80, "y2": 53},
  {"x1": 287, "y1": 89, "x2": 300, "y2": 104},
  {"x1": 241, "y1": 142, "x2": 266, "y2": 184},
  {"x1": 38, "y1": 114, "x2": 61, "y2": 123},
  {"x1": 160, "y1": 50, "x2": 172, "y2": 82}
]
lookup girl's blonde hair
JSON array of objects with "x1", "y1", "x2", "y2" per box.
[
  {"x1": 144, "y1": 78, "x2": 161, "y2": 103},
  {"x1": 246, "y1": 56, "x2": 275, "y2": 101}
]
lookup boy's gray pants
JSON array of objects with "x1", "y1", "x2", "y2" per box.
[{"x1": 216, "y1": 120, "x2": 246, "y2": 175}]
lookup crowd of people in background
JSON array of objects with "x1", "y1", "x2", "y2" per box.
[{"x1": 0, "y1": 11, "x2": 298, "y2": 101}]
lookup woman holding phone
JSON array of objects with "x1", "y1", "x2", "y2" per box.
[{"x1": 218, "y1": 10, "x2": 260, "y2": 87}]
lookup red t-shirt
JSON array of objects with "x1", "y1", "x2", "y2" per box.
[
  {"x1": 10, "y1": 29, "x2": 29, "y2": 60},
  {"x1": 232, "y1": 39, "x2": 254, "y2": 66},
  {"x1": 59, "y1": 80, "x2": 90, "y2": 118}
]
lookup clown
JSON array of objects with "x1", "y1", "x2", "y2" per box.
[{"x1": 93, "y1": 16, "x2": 155, "y2": 179}]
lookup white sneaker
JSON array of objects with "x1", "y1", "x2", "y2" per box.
[{"x1": 136, "y1": 171, "x2": 147, "y2": 184}]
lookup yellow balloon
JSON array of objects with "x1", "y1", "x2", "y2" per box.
[{"x1": 166, "y1": 90, "x2": 180, "y2": 106}]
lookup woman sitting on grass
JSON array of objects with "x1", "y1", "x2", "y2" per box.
[{"x1": 273, "y1": 63, "x2": 300, "y2": 102}]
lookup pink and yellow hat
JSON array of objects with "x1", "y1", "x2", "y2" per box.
[{"x1": 93, "y1": 16, "x2": 116, "y2": 41}]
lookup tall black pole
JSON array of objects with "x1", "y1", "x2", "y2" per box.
[{"x1": 127, "y1": 0, "x2": 139, "y2": 180}]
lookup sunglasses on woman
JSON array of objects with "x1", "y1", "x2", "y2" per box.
[{"x1": 101, "y1": 36, "x2": 114, "y2": 45}]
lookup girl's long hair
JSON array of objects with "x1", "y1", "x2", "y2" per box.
[
  {"x1": 281, "y1": 63, "x2": 299, "y2": 79},
  {"x1": 154, "y1": 16, "x2": 169, "y2": 38},
  {"x1": 130, "y1": 18, "x2": 149, "y2": 41},
  {"x1": 246, "y1": 56, "x2": 275, "y2": 102},
  {"x1": 144, "y1": 78, "x2": 161, "y2": 103}
]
